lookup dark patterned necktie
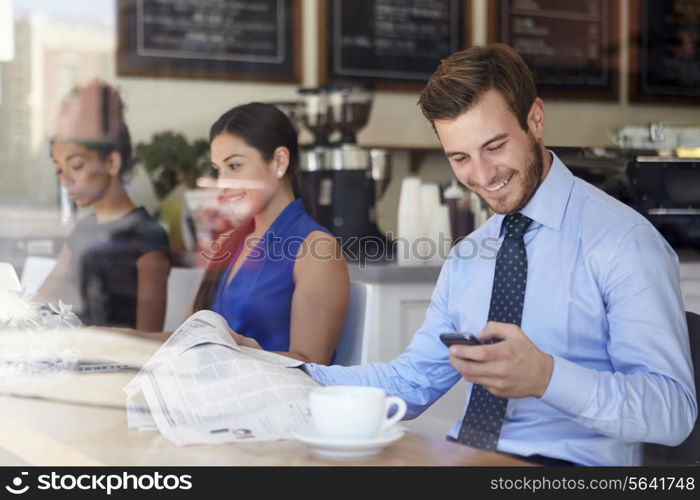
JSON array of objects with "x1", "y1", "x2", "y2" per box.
[{"x1": 456, "y1": 212, "x2": 532, "y2": 450}]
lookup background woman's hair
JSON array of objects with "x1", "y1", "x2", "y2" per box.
[
  {"x1": 191, "y1": 220, "x2": 253, "y2": 313},
  {"x1": 418, "y1": 43, "x2": 537, "y2": 131},
  {"x1": 52, "y1": 79, "x2": 135, "y2": 180},
  {"x1": 192, "y1": 102, "x2": 312, "y2": 311}
]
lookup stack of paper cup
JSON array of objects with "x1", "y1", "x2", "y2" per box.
[
  {"x1": 397, "y1": 177, "x2": 423, "y2": 266},
  {"x1": 416, "y1": 183, "x2": 441, "y2": 263},
  {"x1": 420, "y1": 183, "x2": 441, "y2": 231},
  {"x1": 397, "y1": 179, "x2": 454, "y2": 266},
  {"x1": 425, "y1": 204, "x2": 451, "y2": 266}
]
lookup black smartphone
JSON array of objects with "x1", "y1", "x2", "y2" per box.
[{"x1": 440, "y1": 332, "x2": 483, "y2": 347}]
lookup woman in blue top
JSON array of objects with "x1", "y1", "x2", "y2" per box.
[{"x1": 192, "y1": 103, "x2": 349, "y2": 364}]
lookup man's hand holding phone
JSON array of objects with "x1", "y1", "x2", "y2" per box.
[{"x1": 443, "y1": 322, "x2": 554, "y2": 399}]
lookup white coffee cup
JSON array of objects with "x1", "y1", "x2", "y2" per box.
[{"x1": 309, "y1": 385, "x2": 407, "y2": 439}]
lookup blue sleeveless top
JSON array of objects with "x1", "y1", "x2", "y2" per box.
[{"x1": 211, "y1": 199, "x2": 331, "y2": 351}]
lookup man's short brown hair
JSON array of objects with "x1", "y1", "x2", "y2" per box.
[{"x1": 418, "y1": 43, "x2": 537, "y2": 131}]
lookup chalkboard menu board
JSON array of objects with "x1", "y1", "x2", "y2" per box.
[
  {"x1": 117, "y1": 0, "x2": 301, "y2": 82},
  {"x1": 629, "y1": 0, "x2": 700, "y2": 104},
  {"x1": 488, "y1": 0, "x2": 619, "y2": 100},
  {"x1": 319, "y1": 0, "x2": 469, "y2": 91}
]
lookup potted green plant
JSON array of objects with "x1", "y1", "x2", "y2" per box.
[
  {"x1": 136, "y1": 132, "x2": 209, "y2": 256},
  {"x1": 136, "y1": 131, "x2": 209, "y2": 200}
]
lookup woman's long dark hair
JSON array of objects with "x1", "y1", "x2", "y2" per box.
[{"x1": 192, "y1": 102, "x2": 311, "y2": 312}]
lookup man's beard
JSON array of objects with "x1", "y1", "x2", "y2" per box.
[{"x1": 477, "y1": 134, "x2": 544, "y2": 215}]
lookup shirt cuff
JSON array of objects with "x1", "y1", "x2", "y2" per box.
[
  {"x1": 301, "y1": 363, "x2": 328, "y2": 384},
  {"x1": 539, "y1": 355, "x2": 598, "y2": 417}
]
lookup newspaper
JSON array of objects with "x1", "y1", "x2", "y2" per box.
[{"x1": 124, "y1": 310, "x2": 320, "y2": 445}]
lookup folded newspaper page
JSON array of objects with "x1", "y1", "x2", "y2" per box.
[{"x1": 124, "y1": 310, "x2": 320, "y2": 444}]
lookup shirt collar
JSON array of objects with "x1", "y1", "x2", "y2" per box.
[{"x1": 490, "y1": 150, "x2": 574, "y2": 237}]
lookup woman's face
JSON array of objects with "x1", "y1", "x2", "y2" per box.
[
  {"x1": 209, "y1": 132, "x2": 287, "y2": 223},
  {"x1": 51, "y1": 141, "x2": 118, "y2": 207}
]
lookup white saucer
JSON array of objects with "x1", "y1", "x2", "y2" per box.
[{"x1": 291, "y1": 424, "x2": 405, "y2": 459}]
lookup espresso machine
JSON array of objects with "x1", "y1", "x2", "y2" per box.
[{"x1": 293, "y1": 84, "x2": 392, "y2": 262}]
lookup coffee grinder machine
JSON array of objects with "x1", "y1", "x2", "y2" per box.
[{"x1": 297, "y1": 84, "x2": 392, "y2": 262}]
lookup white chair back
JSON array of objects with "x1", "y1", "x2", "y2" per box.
[
  {"x1": 334, "y1": 282, "x2": 371, "y2": 366},
  {"x1": 164, "y1": 266, "x2": 205, "y2": 332},
  {"x1": 20, "y1": 256, "x2": 56, "y2": 293}
]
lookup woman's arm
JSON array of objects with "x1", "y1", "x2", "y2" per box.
[
  {"x1": 135, "y1": 250, "x2": 171, "y2": 332},
  {"x1": 286, "y1": 231, "x2": 349, "y2": 364}
]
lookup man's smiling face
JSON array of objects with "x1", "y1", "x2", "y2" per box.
[{"x1": 435, "y1": 89, "x2": 549, "y2": 215}]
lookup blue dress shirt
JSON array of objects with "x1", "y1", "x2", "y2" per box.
[{"x1": 305, "y1": 152, "x2": 697, "y2": 466}]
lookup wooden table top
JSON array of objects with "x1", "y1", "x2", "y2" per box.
[
  {"x1": 0, "y1": 329, "x2": 531, "y2": 466},
  {"x1": 0, "y1": 395, "x2": 531, "y2": 467}
]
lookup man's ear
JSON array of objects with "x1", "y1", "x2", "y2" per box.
[
  {"x1": 105, "y1": 151, "x2": 122, "y2": 177},
  {"x1": 527, "y1": 97, "x2": 545, "y2": 139}
]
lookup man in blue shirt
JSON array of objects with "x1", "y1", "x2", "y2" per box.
[{"x1": 303, "y1": 44, "x2": 697, "y2": 466}]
